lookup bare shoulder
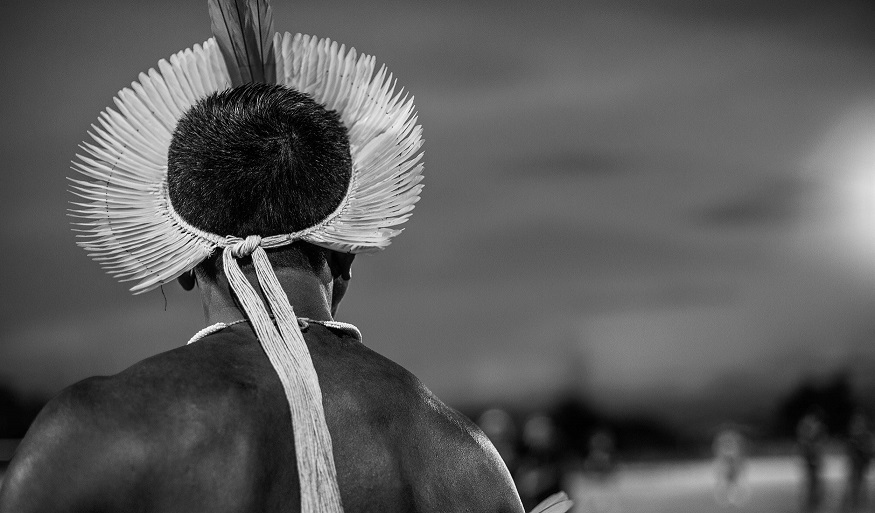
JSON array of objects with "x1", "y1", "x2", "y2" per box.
[
  {"x1": 317, "y1": 341, "x2": 524, "y2": 513},
  {"x1": 0, "y1": 342, "x2": 266, "y2": 513},
  {"x1": 0, "y1": 376, "x2": 149, "y2": 512},
  {"x1": 407, "y1": 386, "x2": 524, "y2": 513}
]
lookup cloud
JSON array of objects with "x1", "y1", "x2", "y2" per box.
[
  {"x1": 696, "y1": 176, "x2": 814, "y2": 227},
  {"x1": 500, "y1": 150, "x2": 625, "y2": 178},
  {"x1": 640, "y1": 0, "x2": 875, "y2": 37}
]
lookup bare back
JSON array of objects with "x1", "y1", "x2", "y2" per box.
[{"x1": 0, "y1": 323, "x2": 523, "y2": 513}]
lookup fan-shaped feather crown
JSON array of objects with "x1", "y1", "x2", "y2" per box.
[{"x1": 71, "y1": 33, "x2": 423, "y2": 294}]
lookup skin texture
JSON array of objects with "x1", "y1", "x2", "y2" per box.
[{"x1": 0, "y1": 249, "x2": 524, "y2": 513}]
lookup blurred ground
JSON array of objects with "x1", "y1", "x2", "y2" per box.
[
  {"x1": 563, "y1": 454, "x2": 869, "y2": 513},
  {"x1": 1, "y1": 452, "x2": 871, "y2": 512}
]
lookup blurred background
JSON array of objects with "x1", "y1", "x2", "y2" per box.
[{"x1": 3, "y1": 0, "x2": 875, "y2": 510}]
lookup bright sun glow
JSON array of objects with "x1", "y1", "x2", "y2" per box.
[{"x1": 808, "y1": 103, "x2": 875, "y2": 277}]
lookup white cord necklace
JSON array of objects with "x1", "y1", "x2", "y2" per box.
[{"x1": 186, "y1": 318, "x2": 362, "y2": 345}]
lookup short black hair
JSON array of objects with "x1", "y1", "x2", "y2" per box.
[
  {"x1": 167, "y1": 82, "x2": 352, "y2": 237},
  {"x1": 167, "y1": 83, "x2": 352, "y2": 276}
]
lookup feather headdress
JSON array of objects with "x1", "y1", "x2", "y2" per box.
[{"x1": 69, "y1": 1, "x2": 422, "y2": 512}]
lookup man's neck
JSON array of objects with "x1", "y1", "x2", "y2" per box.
[{"x1": 200, "y1": 267, "x2": 334, "y2": 326}]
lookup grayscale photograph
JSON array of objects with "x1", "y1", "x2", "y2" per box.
[{"x1": 1, "y1": 1, "x2": 874, "y2": 512}]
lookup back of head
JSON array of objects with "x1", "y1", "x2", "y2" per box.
[{"x1": 167, "y1": 83, "x2": 352, "y2": 274}]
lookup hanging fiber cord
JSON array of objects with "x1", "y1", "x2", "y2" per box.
[{"x1": 222, "y1": 235, "x2": 344, "y2": 512}]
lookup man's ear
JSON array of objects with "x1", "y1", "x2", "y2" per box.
[
  {"x1": 330, "y1": 251, "x2": 355, "y2": 280},
  {"x1": 329, "y1": 252, "x2": 355, "y2": 316},
  {"x1": 177, "y1": 270, "x2": 196, "y2": 291}
]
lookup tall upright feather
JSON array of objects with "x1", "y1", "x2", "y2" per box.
[{"x1": 208, "y1": 0, "x2": 275, "y2": 86}]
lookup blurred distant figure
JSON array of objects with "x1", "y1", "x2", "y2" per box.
[
  {"x1": 797, "y1": 411, "x2": 828, "y2": 512},
  {"x1": 841, "y1": 411, "x2": 873, "y2": 512},
  {"x1": 574, "y1": 429, "x2": 620, "y2": 513},
  {"x1": 516, "y1": 414, "x2": 565, "y2": 510},
  {"x1": 584, "y1": 430, "x2": 617, "y2": 481},
  {"x1": 712, "y1": 428, "x2": 750, "y2": 507},
  {"x1": 478, "y1": 408, "x2": 521, "y2": 474}
]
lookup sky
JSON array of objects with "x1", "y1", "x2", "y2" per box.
[{"x1": 2, "y1": 0, "x2": 875, "y2": 430}]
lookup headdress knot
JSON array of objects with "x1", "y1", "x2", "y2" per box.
[{"x1": 229, "y1": 235, "x2": 263, "y2": 258}]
